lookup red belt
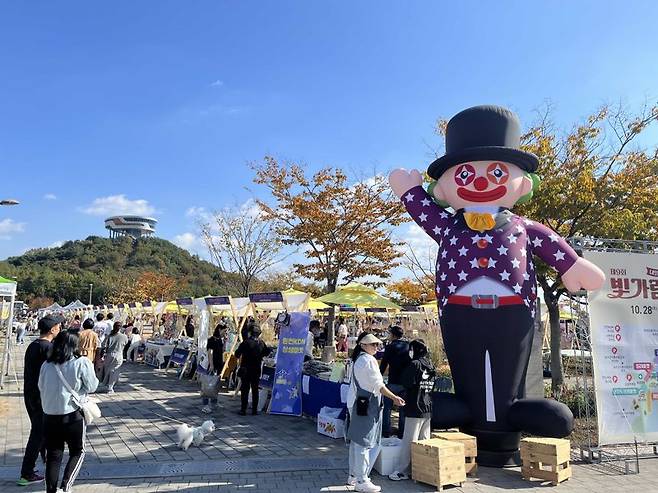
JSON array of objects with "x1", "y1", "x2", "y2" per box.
[{"x1": 447, "y1": 294, "x2": 524, "y2": 309}]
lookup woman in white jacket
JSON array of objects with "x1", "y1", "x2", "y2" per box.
[
  {"x1": 39, "y1": 331, "x2": 98, "y2": 493},
  {"x1": 346, "y1": 333, "x2": 405, "y2": 493}
]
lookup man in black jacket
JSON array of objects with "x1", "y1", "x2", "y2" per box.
[
  {"x1": 389, "y1": 339, "x2": 436, "y2": 481},
  {"x1": 379, "y1": 325, "x2": 410, "y2": 438},
  {"x1": 234, "y1": 323, "x2": 271, "y2": 416},
  {"x1": 17, "y1": 315, "x2": 62, "y2": 486}
]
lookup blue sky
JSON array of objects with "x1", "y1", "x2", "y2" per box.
[{"x1": 2, "y1": 1, "x2": 658, "y2": 265}]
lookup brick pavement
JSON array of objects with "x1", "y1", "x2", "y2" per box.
[{"x1": 2, "y1": 335, "x2": 658, "y2": 492}]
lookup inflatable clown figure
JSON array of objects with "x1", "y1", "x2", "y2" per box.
[{"x1": 389, "y1": 105, "x2": 605, "y2": 467}]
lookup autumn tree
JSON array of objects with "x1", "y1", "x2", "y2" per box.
[
  {"x1": 255, "y1": 270, "x2": 324, "y2": 298},
  {"x1": 387, "y1": 277, "x2": 436, "y2": 305},
  {"x1": 200, "y1": 205, "x2": 285, "y2": 296},
  {"x1": 516, "y1": 103, "x2": 658, "y2": 390},
  {"x1": 107, "y1": 271, "x2": 180, "y2": 304},
  {"x1": 253, "y1": 157, "x2": 408, "y2": 356}
]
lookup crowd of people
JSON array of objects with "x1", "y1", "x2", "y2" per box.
[{"x1": 15, "y1": 310, "x2": 431, "y2": 493}]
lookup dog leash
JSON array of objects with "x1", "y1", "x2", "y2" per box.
[{"x1": 149, "y1": 411, "x2": 189, "y2": 425}]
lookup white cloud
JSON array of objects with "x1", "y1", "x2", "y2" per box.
[
  {"x1": 80, "y1": 195, "x2": 156, "y2": 217},
  {"x1": 49, "y1": 240, "x2": 64, "y2": 248},
  {"x1": 210, "y1": 79, "x2": 224, "y2": 88},
  {"x1": 173, "y1": 232, "x2": 199, "y2": 250},
  {"x1": 44, "y1": 193, "x2": 57, "y2": 200},
  {"x1": 0, "y1": 219, "x2": 25, "y2": 240},
  {"x1": 186, "y1": 206, "x2": 207, "y2": 218}
]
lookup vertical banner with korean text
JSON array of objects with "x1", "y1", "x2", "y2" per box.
[
  {"x1": 584, "y1": 250, "x2": 658, "y2": 445},
  {"x1": 269, "y1": 312, "x2": 309, "y2": 416}
]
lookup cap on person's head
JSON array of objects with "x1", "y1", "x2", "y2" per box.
[
  {"x1": 82, "y1": 318, "x2": 95, "y2": 331},
  {"x1": 359, "y1": 333, "x2": 383, "y2": 346},
  {"x1": 389, "y1": 325, "x2": 404, "y2": 338},
  {"x1": 38, "y1": 314, "x2": 65, "y2": 334}
]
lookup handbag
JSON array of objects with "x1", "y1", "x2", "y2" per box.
[
  {"x1": 55, "y1": 364, "x2": 102, "y2": 425},
  {"x1": 200, "y1": 373, "x2": 220, "y2": 396},
  {"x1": 352, "y1": 363, "x2": 372, "y2": 417}
]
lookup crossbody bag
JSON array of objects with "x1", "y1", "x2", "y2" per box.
[{"x1": 55, "y1": 364, "x2": 102, "y2": 425}]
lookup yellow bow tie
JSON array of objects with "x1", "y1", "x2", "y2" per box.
[{"x1": 463, "y1": 212, "x2": 496, "y2": 232}]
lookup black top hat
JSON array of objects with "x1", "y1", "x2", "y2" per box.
[{"x1": 427, "y1": 105, "x2": 539, "y2": 179}]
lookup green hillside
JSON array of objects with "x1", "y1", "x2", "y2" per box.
[{"x1": 0, "y1": 236, "x2": 240, "y2": 306}]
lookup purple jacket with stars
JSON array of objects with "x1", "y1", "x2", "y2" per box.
[{"x1": 401, "y1": 186, "x2": 579, "y2": 316}]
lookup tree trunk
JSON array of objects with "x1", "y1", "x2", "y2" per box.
[
  {"x1": 546, "y1": 296, "x2": 564, "y2": 392},
  {"x1": 321, "y1": 277, "x2": 338, "y2": 362}
]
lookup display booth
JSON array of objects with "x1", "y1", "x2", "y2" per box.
[{"x1": 0, "y1": 276, "x2": 18, "y2": 389}]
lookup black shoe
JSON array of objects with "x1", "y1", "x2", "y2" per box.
[
  {"x1": 238, "y1": 410, "x2": 247, "y2": 416},
  {"x1": 252, "y1": 410, "x2": 259, "y2": 415}
]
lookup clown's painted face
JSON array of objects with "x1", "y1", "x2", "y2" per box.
[{"x1": 433, "y1": 160, "x2": 533, "y2": 210}]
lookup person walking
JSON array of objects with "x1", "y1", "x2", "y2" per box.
[
  {"x1": 78, "y1": 319, "x2": 99, "y2": 364},
  {"x1": 126, "y1": 327, "x2": 143, "y2": 362},
  {"x1": 122, "y1": 319, "x2": 135, "y2": 360},
  {"x1": 17, "y1": 315, "x2": 63, "y2": 486},
  {"x1": 39, "y1": 331, "x2": 98, "y2": 493},
  {"x1": 379, "y1": 325, "x2": 410, "y2": 438},
  {"x1": 388, "y1": 339, "x2": 436, "y2": 481},
  {"x1": 346, "y1": 333, "x2": 405, "y2": 493},
  {"x1": 16, "y1": 319, "x2": 27, "y2": 345},
  {"x1": 234, "y1": 322, "x2": 270, "y2": 416},
  {"x1": 100, "y1": 322, "x2": 128, "y2": 393}
]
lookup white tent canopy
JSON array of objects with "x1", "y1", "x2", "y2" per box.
[
  {"x1": 42, "y1": 302, "x2": 64, "y2": 312},
  {"x1": 63, "y1": 300, "x2": 88, "y2": 311}
]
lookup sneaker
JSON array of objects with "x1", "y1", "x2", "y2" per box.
[
  {"x1": 16, "y1": 472, "x2": 44, "y2": 485},
  {"x1": 251, "y1": 410, "x2": 259, "y2": 416},
  {"x1": 355, "y1": 480, "x2": 381, "y2": 492},
  {"x1": 201, "y1": 406, "x2": 212, "y2": 414},
  {"x1": 388, "y1": 471, "x2": 409, "y2": 481},
  {"x1": 346, "y1": 475, "x2": 356, "y2": 486}
]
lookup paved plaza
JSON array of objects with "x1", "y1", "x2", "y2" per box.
[{"x1": 2, "y1": 337, "x2": 658, "y2": 492}]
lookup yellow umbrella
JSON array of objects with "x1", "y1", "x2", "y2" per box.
[
  {"x1": 316, "y1": 283, "x2": 401, "y2": 310},
  {"x1": 282, "y1": 288, "x2": 331, "y2": 310}
]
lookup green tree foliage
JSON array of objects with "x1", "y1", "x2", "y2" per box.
[{"x1": 0, "y1": 236, "x2": 241, "y2": 305}]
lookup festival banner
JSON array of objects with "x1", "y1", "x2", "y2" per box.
[
  {"x1": 269, "y1": 312, "x2": 309, "y2": 416},
  {"x1": 584, "y1": 250, "x2": 658, "y2": 445},
  {"x1": 249, "y1": 292, "x2": 284, "y2": 303},
  {"x1": 205, "y1": 296, "x2": 231, "y2": 306}
]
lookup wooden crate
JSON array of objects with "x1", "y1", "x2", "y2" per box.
[
  {"x1": 520, "y1": 438, "x2": 572, "y2": 486},
  {"x1": 431, "y1": 431, "x2": 478, "y2": 475},
  {"x1": 411, "y1": 438, "x2": 466, "y2": 491}
]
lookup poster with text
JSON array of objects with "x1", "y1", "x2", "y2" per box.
[
  {"x1": 269, "y1": 312, "x2": 309, "y2": 416},
  {"x1": 584, "y1": 250, "x2": 658, "y2": 445}
]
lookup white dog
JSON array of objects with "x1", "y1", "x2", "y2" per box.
[{"x1": 176, "y1": 420, "x2": 215, "y2": 450}]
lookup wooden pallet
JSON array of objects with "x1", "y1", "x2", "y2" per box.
[
  {"x1": 412, "y1": 438, "x2": 466, "y2": 491},
  {"x1": 520, "y1": 437, "x2": 572, "y2": 486},
  {"x1": 431, "y1": 431, "x2": 478, "y2": 476}
]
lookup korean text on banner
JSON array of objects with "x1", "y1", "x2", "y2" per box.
[
  {"x1": 584, "y1": 250, "x2": 658, "y2": 445},
  {"x1": 269, "y1": 312, "x2": 309, "y2": 416}
]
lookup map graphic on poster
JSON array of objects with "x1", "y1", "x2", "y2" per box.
[{"x1": 584, "y1": 250, "x2": 658, "y2": 445}]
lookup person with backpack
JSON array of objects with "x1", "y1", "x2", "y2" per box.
[
  {"x1": 234, "y1": 322, "x2": 270, "y2": 416},
  {"x1": 388, "y1": 339, "x2": 436, "y2": 481},
  {"x1": 38, "y1": 331, "x2": 98, "y2": 493}
]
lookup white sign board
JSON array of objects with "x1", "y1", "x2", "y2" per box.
[{"x1": 584, "y1": 250, "x2": 658, "y2": 445}]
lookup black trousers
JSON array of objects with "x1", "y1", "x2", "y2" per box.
[
  {"x1": 44, "y1": 411, "x2": 86, "y2": 493},
  {"x1": 441, "y1": 304, "x2": 533, "y2": 432},
  {"x1": 240, "y1": 370, "x2": 261, "y2": 413},
  {"x1": 20, "y1": 393, "x2": 46, "y2": 478}
]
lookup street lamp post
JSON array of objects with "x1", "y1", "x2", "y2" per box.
[{"x1": 88, "y1": 284, "x2": 93, "y2": 305}]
